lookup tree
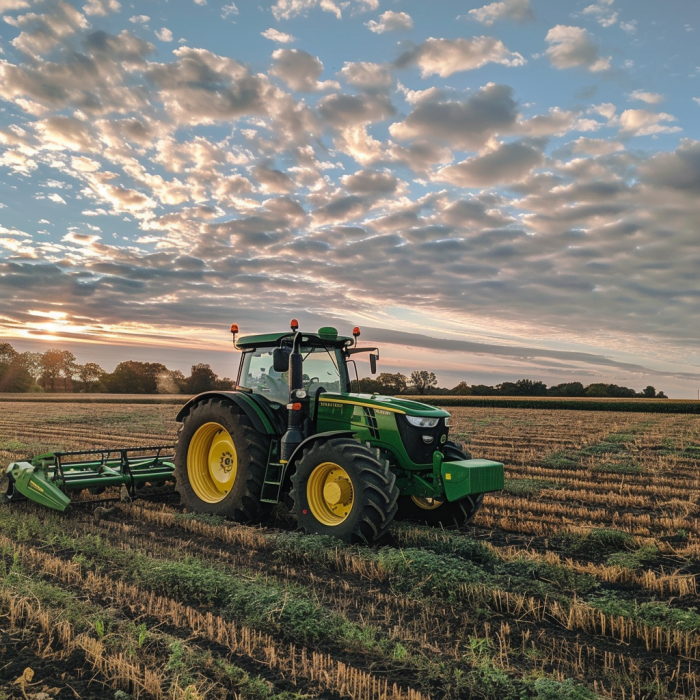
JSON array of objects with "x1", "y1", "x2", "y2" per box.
[
  {"x1": 77, "y1": 362, "x2": 106, "y2": 392},
  {"x1": 184, "y1": 364, "x2": 233, "y2": 394},
  {"x1": 0, "y1": 343, "x2": 34, "y2": 392},
  {"x1": 376, "y1": 372, "x2": 408, "y2": 395},
  {"x1": 410, "y1": 370, "x2": 438, "y2": 394},
  {"x1": 548, "y1": 382, "x2": 585, "y2": 397},
  {"x1": 156, "y1": 369, "x2": 186, "y2": 394},
  {"x1": 40, "y1": 349, "x2": 77, "y2": 392},
  {"x1": 450, "y1": 381, "x2": 472, "y2": 395},
  {"x1": 104, "y1": 361, "x2": 168, "y2": 393},
  {"x1": 640, "y1": 385, "x2": 657, "y2": 398}
]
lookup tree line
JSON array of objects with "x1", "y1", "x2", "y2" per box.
[
  {"x1": 1, "y1": 343, "x2": 666, "y2": 398},
  {"x1": 357, "y1": 372, "x2": 667, "y2": 399},
  {"x1": 0, "y1": 342, "x2": 233, "y2": 394}
]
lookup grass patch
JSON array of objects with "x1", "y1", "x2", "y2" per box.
[
  {"x1": 551, "y1": 528, "x2": 634, "y2": 557},
  {"x1": 589, "y1": 461, "x2": 641, "y2": 475},
  {"x1": 606, "y1": 546, "x2": 658, "y2": 569}
]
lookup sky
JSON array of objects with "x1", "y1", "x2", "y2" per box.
[{"x1": 0, "y1": 0, "x2": 699, "y2": 397}]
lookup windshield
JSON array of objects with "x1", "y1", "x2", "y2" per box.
[{"x1": 238, "y1": 346, "x2": 345, "y2": 404}]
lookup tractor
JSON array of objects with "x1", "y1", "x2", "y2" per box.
[{"x1": 3, "y1": 321, "x2": 504, "y2": 543}]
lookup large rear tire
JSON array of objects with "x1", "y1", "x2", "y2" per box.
[
  {"x1": 290, "y1": 438, "x2": 399, "y2": 544},
  {"x1": 174, "y1": 398, "x2": 271, "y2": 522},
  {"x1": 396, "y1": 440, "x2": 484, "y2": 527}
]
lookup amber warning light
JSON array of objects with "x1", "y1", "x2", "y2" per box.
[
  {"x1": 353, "y1": 326, "x2": 361, "y2": 337},
  {"x1": 230, "y1": 324, "x2": 239, "y2": 334},
  {"x1": 290, "y1": 319, "x2": 299, "y2": 331}
]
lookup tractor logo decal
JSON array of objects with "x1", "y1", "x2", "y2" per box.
[{"x1": 220, "y1": 451, "x2": 234, "y2": 473}]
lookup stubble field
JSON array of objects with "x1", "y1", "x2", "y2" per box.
[{"x1": 1, "y1": 400, "x2": 700, "y2": 700}]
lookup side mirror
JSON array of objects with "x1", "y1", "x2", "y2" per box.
[
  {"x1": 370, "y1": 353, "x2": 378, "y2": 375},
  {"x1": 273, "y1": 347, "x2": 290, "y2": 373}
]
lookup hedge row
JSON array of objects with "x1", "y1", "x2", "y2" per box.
[{"x1": 405, "y1": 396, "x2": 700, "y2": 414}]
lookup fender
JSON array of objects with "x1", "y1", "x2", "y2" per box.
[
  {"x1": 279, "y1": 430, "x2": 356, "y2": 489},
  {"x1": 176, "y1": 391, "x2": 280, "y2": 435}
]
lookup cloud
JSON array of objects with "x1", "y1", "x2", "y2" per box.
[
  {"x1": 467, "y1": 0, "x2": 534, "y2": 26},
  {"x1": 319, "y1": 92, "x2": 394, "y2": 127},
  {"x1": 638, "y1": 140, "x2": 700, "y2": 192},
  {"x1": 544, "y1": 25, "x2": 611, "y2": 72},
  {"x1": 365, "y1": 11, "x2": 413, "y2": 33},
  {"x1": 435, "y1": 140, "x2": 545, "y2": 187},
  {"x1": 6, "y1": 1, "x2": 90, "y2": 57},
  {"x1": 270, "y1": 48, "x2": 337, "y2": 91},
  {"x1": 48, "y1": 193, "x2": 67, "y2": 204},
  {"x1": 272, "y1": 0, "x2": 341, "y2": 20},
  {"x1": 516, "y1": 107, "x2": 579, "y2": 137},
  {"x1": 36, "y1": 116, "x2": 99, "y2": 152},
  {"x1": 618, "y1": 109, "x2": 681, "y2": 136},
  {"x1": 340, "y1": 62, "x2": 392, "y2": 91},
  {"x1": 582, "y1": 0, "x2": 618, "y2": 27},
  {"x1": 155, "y1": 28, "x2": 174, "y2": 42},
  {"x1": 261, "y1": 28, "x2": 296, "y2": 43},
  {"x1": 129, "y1": 15, "x2": 150, "y2": 23},
  {"x1": 389, "y1": 83, "x2": 519, "y2": 150},
  {"x1": 694, "y1": 98, "x2": 700, "y2": 107},
  {"x1": 221, "y1": 3, "x2": 238, "y2": 18},
  {"x1": 83, "y1": 0, "x2": 121, "y2": 16},
  {"x1": 620, "y1": 20, "x2": 637, "y2": 34},
  {"x1": 570, "y1": 137, "x2": 624, "y2": 155},
  {"x1": 341, "y1": 169, "x2": 397, "y2": 195},
  {"x1": 0, "y1": 0, "x2": 30, "y2": 10},
  {"x1": 397, "y1": 37, "x2": 525, "y2": 77},
  {"x1": 628, "y1": 90, "x2": 664, "y2": 105}
]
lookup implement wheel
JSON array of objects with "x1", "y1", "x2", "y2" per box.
[
  {"x1": 396, "y1": 440, "x2": 484, "y2": 527},
  {"x1": 290, "y1": 438, "x2": 399, "y2": 544},
  {"x1": 174, "y1": 398, "x2": 271, "y2": 521}
]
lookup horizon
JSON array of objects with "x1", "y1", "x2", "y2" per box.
[{"x1": 1, "y1": 0, "x2": 699, "y2": 397}]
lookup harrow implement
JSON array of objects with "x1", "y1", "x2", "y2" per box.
[{"x1": 3, "y1": 445, "x2": 176, "y2": 511}]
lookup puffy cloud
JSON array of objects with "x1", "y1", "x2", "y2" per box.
[
  {"x1": 319, "y1": 92, "x2": 394, "y2": 127},
  {"x1": 261, "y1": 28, "x2": 296, "y2": 43},
  {"x1": 36, "y1": 116, "x2": 99, "y2": 152},
  {"x1": 146, "y1": 48, "x2": 275, "y2": 124},
  {"x1": 365, "y1": 11, "x2": 413, "y2": 33},
  {"x1": 544, "y1": 25, "x2": 611, "y2": 72},
  {"x1": 570, "y1": 137, "x2": 624, "y2": 155},
  {"x1": 397, "y1": 36, "x2": 525, "y2": 77},
  {"x1": 83, "y1": 0, "x2": 121, "y2": 16},
  {"x1": 0, "y1": 1, "x2": 30, "y2": 10},
  {"x1": 272, "y1": 0, "x2": 341, "y2": 21},
  {"x1": 618, "y1": 109, "x2": 681, "y2": 137},
  {"x1": 339, "y1": 61, "x2": 391, "y2": 91},
  {"x1": 628, "y1": 90, "x2": 664, "y2": 104},
  {"x1": 516, "y1": 107, "x2": 579, "y2": 137},
  {"x1": 6, "y1": 2, "x2": 90, "y2": 57},
  {"x1": 638, "y1": 140, "x2": 700, "y2": 192},
  {"x1": 129, "y1": 15, "x2": 150, "y2": 23},
  {"x1": 221, "y1": 3, "x2": 238, "y2": 18},
  {"x1": 434, "y1": 140, "x2": 545, "y2": 187},
  {"x1": 341, "y1": 169, "x2": 397, "y2": 195},
  {"x1": 467, "y1": 0, "x2": 534, "y2": 26},
  {"x1": 155, "y1": 28, "x2": 174, "y2": 42},
  {"x1": 582, "y1": 0, "x2": 618, "y2": 28},
  {"x1": 270, "y1": 48, "x2": 337, "y2": 91},
  {"x1": 251, "y1": 164, "x2": 295, "y2": 193},
  {"x1": 389, "y1": 83, "x2": 518, "y2": 150}
]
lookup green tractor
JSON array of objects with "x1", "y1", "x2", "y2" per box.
[
  {"x1": 2, "y1": 320, "x2": 504, "y2": 544},
  {"x1": 173, "y1": 320, "x2": 503, "y2": 543}
]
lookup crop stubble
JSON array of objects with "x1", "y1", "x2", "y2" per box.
[{"x1": 1, "y1": 401, "x2": 700, "y2": 699}]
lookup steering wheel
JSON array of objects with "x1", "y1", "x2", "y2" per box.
[{"x1": 261, "y1": 373, "x2": 286, "y2": 399}]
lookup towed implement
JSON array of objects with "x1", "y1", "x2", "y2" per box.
[{"x1": 2, "y1": 321, "x2": 504, "y2": 543}]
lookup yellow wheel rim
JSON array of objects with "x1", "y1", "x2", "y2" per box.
[
  {"x1": 187, "y1": 422, "x2": 237, "y2": 503},
  {"x1": 411, "y1": 496, "x2": 444, "y2": 510},
  {"x1": 307, "y1": 462, "x2": 354, "y2": 526}
]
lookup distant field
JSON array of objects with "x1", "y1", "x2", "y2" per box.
[{"x1": 2, "y1": 401, "x2": 700, "y2": 699}]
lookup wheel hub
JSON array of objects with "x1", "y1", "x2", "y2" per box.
[
  {"x1": 188, "y1": 422, "x2": 237, "y2": 503},
  {"x1": 307, "y1": 462, "x2": 354, "y2": 526},
  {"x1": 411, "y1": 495, "x2": 444, "y2": 510}
]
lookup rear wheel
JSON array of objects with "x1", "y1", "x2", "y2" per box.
[
  {"x1": 174, "y1": 398, "x2": 271, "y2": 521},
  {"x1": 290, "y1": 438, "x2": 399, "y2": 543},
  {"x1": 396, "y1": 440, "x2": 484, "y2": 527}
]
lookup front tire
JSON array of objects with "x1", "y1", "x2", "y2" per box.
[
  {"x1": 290, "y1": 438, "x2": 399, "y2": 543},
  {"x1": 174, "y1": 398, "x2": 271, "y2": 521},
  {"x1": 396, "y1": 440, "x2": 484, "y2": 527}
]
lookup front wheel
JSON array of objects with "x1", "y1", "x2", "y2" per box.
[
  {"x1": 290, "y1": 438, "x2": 399, "y2": 543},
  {"x1": 396, "y1": 439, "x2": 484, "y2": 527}
]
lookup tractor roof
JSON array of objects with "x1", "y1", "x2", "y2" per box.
[{"x1": 237, "y1": 327, "x2": 353, "y2": 350}]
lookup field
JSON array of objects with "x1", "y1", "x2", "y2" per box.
[{"x1": 1, "y1": 401, "x2": 700, "y2": 700}]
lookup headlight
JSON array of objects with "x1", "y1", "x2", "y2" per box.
[
  {"x1": 444, "y1": 416, "x2": 451, "y2": 427},
  {"x1": 406, "y1": 415, "x2": 439, "y2": 428}
]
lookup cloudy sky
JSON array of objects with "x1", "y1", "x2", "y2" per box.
[{"x1": 1, "y1": 0, "x2": 699, "y2": 396}]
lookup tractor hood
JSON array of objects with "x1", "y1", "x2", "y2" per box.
[{"x1": 319, "y1": 393, "x2": 450, "y2": 418}]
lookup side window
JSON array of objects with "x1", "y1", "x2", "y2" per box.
[
  {"x1": 302, "y1": 348, "x2": 342, "y2": 394},
  {"x1": 240, "y1": 349, "x2": 288, "y2": 404}
]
